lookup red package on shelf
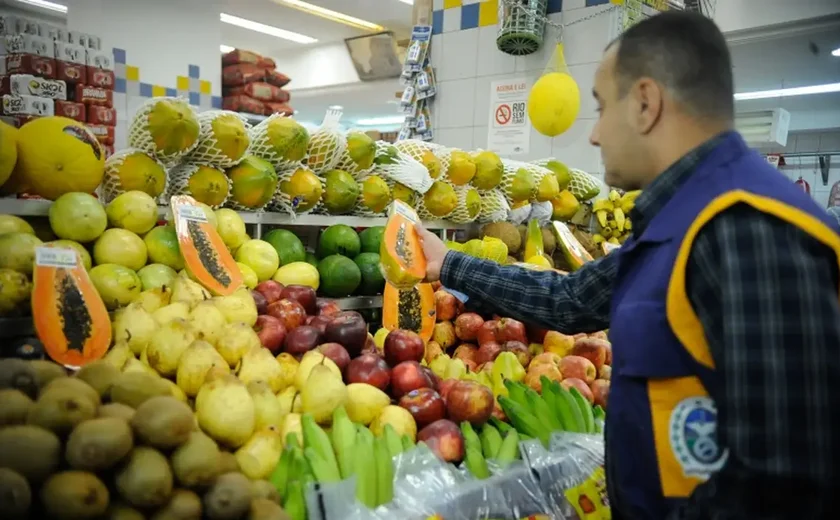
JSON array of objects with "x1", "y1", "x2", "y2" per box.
[
  {"x1": 74, "y1": 84, "x2": 112, "y2": 107},
  {"x1": 222, "y1": 49, "x2": 261, "y2": 67},
  {"x1": 5, "y1": 54, "x2": 56, "y2": 79},
  {"x1": 87, "y1": 123, "x2": 114, "y2": 145},
  {"x1": 264, "y1": 70, "x2": 290, "y2": 88},
  {"x1": 87, "y1": 105, "x2": 115, "y2": 126},
  {"x1": 86, "y1": 67, "x2": 115, "y2": 89},
  {"x1": 222, "y1": 94, "x2": 264, "y2": 115},
  {"x1": 55, "y1": 100, "x2": 86, "y2": 122},
  {"x1": 222, "y1": 63, "x2": 265, "y2": 87},
  {"x1": 225, "y1": 82, "x2": 289, "y2": 102},
  {"x1": 259, "y1": 56, "x2": 276, "y2": 69},
  {"x1": 56, "y1": 61, "x2": 85, "y2": 84},
  {"x1": 13, "y1": 115, "x2": 39, "y2": 126},
  {"x1": 263, "y1": 102, "x2": 293, "y2": 116}
]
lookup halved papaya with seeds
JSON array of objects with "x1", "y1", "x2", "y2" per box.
[
  {"x1": 31, "y1": 246, "x2": 111, "y2": 368},
  {"x1": 380, "y1": 200, "x2": 427, "y2": 290},
  {"x1": 171, "y1": 195, "x2": 242, "y2": 296},
  {"x1": 383, "y1": 282, "x2": 436, "y2": 342}
]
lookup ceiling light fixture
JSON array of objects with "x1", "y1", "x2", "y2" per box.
[
  {"x1": 832, "y1": 47, "x2": 840, "y2": 57},
  {"x1": 734, "y1": 82, "x2": 840, "y2": 101},
  {"x1": 396, "y1": 0, "x2": 414, "y2": 4},
  {"x1": 220, "y1": 45, "x2": 235, "y2": 53},
  {"x1": 220, "y1": 13, "x2": 317, "y2": 44},
  {"x1": 15, "y1": 0, "x2": 66, "y2": 13},
  {"x1": 272, "y1": 0, "x2": 384, "y2": 32},
  {"x1": 356, "y1": 116, "x2": 405, "y2": 126}
]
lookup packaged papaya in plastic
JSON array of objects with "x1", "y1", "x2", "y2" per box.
[{"x1": 380, "y1": 200, "x2": 427, "y2": 289}]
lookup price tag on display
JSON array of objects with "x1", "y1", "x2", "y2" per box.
[
  {"x1": 35, "y1": 247, "x2": 78, "y2": 268},
  {"x1": 177, "y1": 203, "x2": 208, "y2": 222}
]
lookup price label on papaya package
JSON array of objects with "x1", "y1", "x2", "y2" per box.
[
  {"x1": 177, "y1": 203, "x2": 208, "y2": 222},
  {"x1": 35, "y1": 247, "x2": 78, "y2": 268}
]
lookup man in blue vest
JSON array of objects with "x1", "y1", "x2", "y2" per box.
[{"x1": 418, "y1": 10, "x2": 840, "y2": 519}]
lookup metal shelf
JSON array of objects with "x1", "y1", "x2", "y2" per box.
[
  {"x1": 0, "y1": 198, "x2": 474, "y2": 230},
  {"x1": 329, "y1": 295, "x2": 382, "y2": 310}
]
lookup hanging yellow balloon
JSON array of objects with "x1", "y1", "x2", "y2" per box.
[{"x1": 528, "y1": 43, "x2": 581, "y2": 137}]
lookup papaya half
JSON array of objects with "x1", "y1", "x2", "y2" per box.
[
  {"x1": 380, "y1": 200, "x2": 426, "y2": 290},
  {"x1": 32, "y1": 246, "x2": 111, "y2": 368},
  {"x1": 383, "y1": 282, "x2": 436, "y2": 342},
  {"x1": 551, "y1": 221, "x2": 593, "y2": 271},
  {"x1": 171, "y1": 195, "x2": 242, "y2": 296}
]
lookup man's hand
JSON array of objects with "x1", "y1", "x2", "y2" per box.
[{"x1": 416, "y1": 225, "x2": 448, "y2": 282}]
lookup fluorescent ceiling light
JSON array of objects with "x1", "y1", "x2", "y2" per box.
[
  {"x1": 356, "y1": 116, "x2": 405, "y2": 126},
  {"x1": 396, "y1": 0, "x2": 414, "y2": 4},
  {"x1": 734, "y1": 82, "x2": 840, "y2": 101},
  {"x1": 220, "y1": 13, "x2": 317, "y2": 44},
  {"x1": 15, "y1": 0, "x2": 66, "y2": 13},
  {"x1": 832, "y1": 47, "x2": 840, "y2": 57},
  {"x1": 220, "y1": 45, "x2": 235, "y2": 53},
  {"x1": 329, "y1": 105, "x2": 343, "y2": 110},
  {"x1": 272, "y1": 0, "x2": 384, "y2": 32}
]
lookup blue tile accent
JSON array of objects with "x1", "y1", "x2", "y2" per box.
[
  {"x1": 165, "y1": 87, "x2": 177, "y2": 97},
  {"x1": 547, "y1": 0, "x2": 563, "y2": 14},
  {"x1": 432, "y1": 9, "x2": 443, "y2": 35},
  {"x1": 115, "y1": 77, "x2": 126, "y2": 94},
  {"x1": 585, "y1": 0, "x2": 610, "y2": 5},
  {"x1": 188, "y1": 65, "x2": 200, "y2": 79},
  {"x1": 189, "y1": 91, "x2": 200, "y2": 106},
  {"x1": 139, "y1": 82, "x2": 152, "y2": 97},
  {"x1": 113, "y1": 48, "x2": 126, "y2": 64},
  {"x1": 461, "y1": 3, "x2": 479, "y2": 30},
  {"x1": 212, "y1": 96, "x2": 222, "y2": 109}
]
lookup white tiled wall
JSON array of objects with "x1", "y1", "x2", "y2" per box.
[{"x1": 432, "y1": 6, "x2": 616, "y2": 179}]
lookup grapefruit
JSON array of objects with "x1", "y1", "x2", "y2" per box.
[
  {"x1": 0, "y1": 214, "x2": 35, "y2": 235},
  {"x1": 138, "y1": 263, "x2": 178, "y2": 291},
  {"x1": 234, "y1": 239, "x2": 280, "y2": 282},
  {"x1": 48, "y1": 192, "x2": 108, "y2": 243},
  {"x1": 528, "y1": 72, "x2": 580, "y2": 137},
  {"x1": 106, "y1": 190, "x2": 159, "y2": 234},
  {"x1": 214, "y1": 209, "x2": 249, "y2": 250},
  {"x1": 236, "y1": 262, "x2": 258, "y2": 289},
  {"x1": 89, "y1": 263, "x2": 142, "y2": 310},
  {"x1": 0, "y1": 232, "x2": 42, "y2": 275},
  {"x1": 16, "y1": 116, "x2": 105, "y2": 200},
  {"x1": 45, "y1": 240, "x2": 92, "y2": 271},
  {"x1": 227, "y1": 155, "x2": 277, "y2": 209},
  {"x1": 93, "y1": 228, "x2": 148, "y2": 271},
  {"x1": 272, "y1": 261, "x2": 319, "y2": 290},
  {"x1": 143, "y1": 225, "x2": 184, "y2": 271},
  {"x1": 0, "y1": 120, "x2": 17, "y2": 187},
  {"x1": 0, "y1": 268, "x2": 30, "y2": 314}
]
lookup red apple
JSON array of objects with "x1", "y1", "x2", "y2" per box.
[
  {"x1": 253, "y1": 315, "x2": 286, "y2": 353},
  {"x1": 477, "y1": 361, "x2": 494, "y2": 374},
  {"x1": 445, "y1": 380, "x2": 494, "y2": 426},
  {"x1": 453, "y1": 344, "x2": 478, "y2": 365},
  {"x1": 437, "y1": 378, "x2": 458, "y2": 402},
  {"x1": 431, "y1": 281, "x2": 442, "y2": 292},
  {"x1": 251, "y1": 290, "x2": 268, "y2": 315},
  {"x1": 492, "y1": 399, "x2": 506, "y2": 421},
  {"x1": 434, "y1": 290, "x2": 458, "y2": 321},
  {"x1": 255, "y1": 280, "x2": 284, "y2": 304},
  {"x1": 560, "y1": 355, "x2": 597, "y2": 384},
  {"x1": 398, "y1": 388, "x2": 446, "y2": 428},
  {"x1": 362, "y1": 333, "x2": 380, "y2": 356},
  {"x1": 571, "y1": 337, "x2": 609, "y2": 372},
  {"x1": 346, "y1": 353, "x2": 391, "y2": 391},
  {"x1": 527, "y1": 323, "x2": 549, "y2": 344},
  {"x1": 306, "y1": 315, "x2": 333, "y2": 336},
  {"x1": 324, "y1": 312, "x2": 368, "y2": 357},
  {"x1": 475, "y1": 341, "x2": 502, "y2": 365},
  {"x1": 604, "y1": 344, "x2": 612, "y2": 366},
  {"x1": 283, "y1": 325, "x2": 322, "y2": 357},
  {"x1": 384, "y1": 329, "x2": 425, "y2": 367},
  {"x1": 502, "y1": 341, "x2": 531, "y2": 368},
  {"x1": 599, "y1": 365, "x2": 611, "y2": 381},
  {"x1": 421, "y1": 366, "x2": 440, "y2": 391},
  {"x1": 476, "y1": 320, "x2": 498, "y2": 347},
  {"x1": 316, "y1": 343, "x2": 351, "y2": 374},
  {"x1": 562, "y1": 377, "x2": 594, "y2": 403},
  {"x1": 454, "y1": 313, "x2": 484, "y2": 342},
  {"x1": 316, "y1": 299, "x2": 341, "y2": 317},
  {"x1": 391, "y1": 360, "x2": 433, "y2": 399},
  {"x1": 280, "y1": 285, "x2": 317, "y2": 315},
  {"x1": 524, "y1": 364, "x2": 562, "y2": 391},
  {"x1": 590, "y1": 379, "x2": 610, "y2": 409},
  {"x1": 417, "y1": 419, "x2": 464, "y2": 463},
  {"x1": 589, "y1": 330, "x2": 608, "y2": 341},
  {"x1": 496, "y1": 318, "x2": 527, "y2": 344},
  {"x1": 267, "y1": 298, "x2": 307, "y2": 331},
  {"x1": 530, "y1": 352, "x2": 562, "y2": 370}
]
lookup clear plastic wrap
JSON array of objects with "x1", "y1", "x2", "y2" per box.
[
  {"x1": 529, "y1": 201, "x2": 554, "y2": 227},
  {"x1": 372, "y1": 140, "x2": 433, "y2": 194},
  {"x1": 509, "y1": 203, "x2": 533, "y2": 225}
]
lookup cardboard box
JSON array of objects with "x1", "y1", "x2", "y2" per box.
[
  {"x1": 41, "y1": 24, "x2": 67, "y2": 42},
  {"x1": 87, "y1": 105, "x2": 115, "y2": 126},
  {"x1": 87, "y1": 123, "x2": 114, "y2": 145},
  {"x1": 2, "y1": 94, "x2": 54, "y2": 116},
  {"x1": 56, "y1": 60, "x2": 85, "y2": 84},
  {"x1": 54, "y1": 42, "x2": 86, "y2": 65},
  {"x1": 86, "y1": 67, "x2": 114, "y2": 90},
  {"x1": 3, "y1": 74, "x2": 66, "y2": 100},
  {"x1": 2, "y1": 34, "x2": 52, "y2": 57},
  {"x1": 73, "y1": 84, "x2": 113, "y2": 107},
  {"x1": 5, "y1": 54, "x2": 57, "y2": 79},
  {"x1": 85, "y1": 49, "x2": 113, "y2": 70},
  {"x1": 55, "y1": 100, "x2": 85, "y2": 122}
]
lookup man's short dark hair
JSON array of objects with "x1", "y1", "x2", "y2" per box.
[{"x1": 609, "y1": 11, "x2": 734, "y2": 121}]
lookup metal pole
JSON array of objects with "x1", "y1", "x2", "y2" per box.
[{"x1": 776, "y1": 151, "x2": 840, "y2": 158}]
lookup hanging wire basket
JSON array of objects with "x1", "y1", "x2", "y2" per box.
[{"x1": 496, "y1": 0, "x2": 548, "y2": 56}]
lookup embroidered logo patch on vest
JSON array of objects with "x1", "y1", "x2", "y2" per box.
[{"x1": 669, "y1": 397, "x2": 728, "y2": 479}]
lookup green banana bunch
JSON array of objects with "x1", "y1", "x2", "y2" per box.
[
  {"x1": 495, "y1": 429, "x2": 521, "y2": 469},
  {"x1": 374, "y1": 436, "x2": 395, "y2": 506},
  {"x1": 464, "y1": 445, "x2": 490, "y2": 479},
  {"x1": 460, "y1": 421, "x2": 481, "y2": 451},
  {"x1": 354, "y1": 426, "x2": 377, "y2": 508},
  {"x1": 489, "y1": 416, "x2": 514, "y2": 436},
  {"x1": 268, "y1": 440, "x2": 295, "y2": 498},
  {"x1": 593, "y1": 405, "x2": 606, "y2": 434},
  {"x1": 569, "y1": 387, "x2": 596, "y2": 434},
  {"x1": 331, "y1": 406, "x2": 357, "y2": 479},
  {"x1": 383, "y1": 424, "x2": 404, "y2": 458},
  {"x1": 282, "y1": 445, "x2": 312, "y2": 520},
  {"x1": 524, "y1": 386, "x2": 563, "y2": 432},
  {"x1": 479, "y1": 424, "x2": 503, "y2": 459},
  {"x1": 283, "y1": 480, "x2": 307, "y2": 520},
  {"x1": 401, "y1": 434, "x2": 414, "y2": 451},
  {"x1": 497, "y1": 395, "x2": 552, "y2": 446},
  {"x1": 302, "y1": 414, "x2": 341, "y2": 483}
]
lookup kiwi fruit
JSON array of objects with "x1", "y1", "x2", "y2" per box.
[
  {"x1": 116, "y1": 446, "x2": 174, "y2": 509},
  {"x1": 0, "y1": 358, "x2": 39, "y2": 398},
  {"x1": 27, "y1": 388, "x2": 98, "y2": 435},
  {"x1": 203, "y1": 472, "x2": 252, "y2": 520},
  {"x1": 218, "y1": 451, "x2": 240, "y2": 473},
  {"x1": 41, "y1": 377, "x2": 101, "y2": 408},
  {"x1": 66, "y1": 417, "x2": 134, "y2": 471},
  {"x1": 250, "y1": 480, "x2": 280, "y2": 504},
  {"x1": 29, "y1": 359, "x2": 68, "y2": 389},
  {"x1": 248, "y1": 498, "x2": 290, "y2": 520},
  {"x1": 105, "y1": 502, "x2": 146, "y2": 520},
  {"x1": 110, "y1": 372, "x2": 171, "y2": 409},
  {"x1": 0, "y1": 467, "x2": 31, "y2": 519},
  {"x1": 170, "y1": 430, "x2": 221, "y2": 488},
  {"x1": 41, "y1": 470, "x2": 109, "y2": 519},
  {"x1": 98, "y1": 403, "x2": 136, "y2": 422},
  {"x1": 0, "y1": 388, "x2": 34, "y2": 426},
  {"x1": 150, "y1": 489, "x2": 202, "y2": 520},
  {"x1": 131, "y1": 396, "x2": 194, "y2": 449},
  {"x1": 0, "y1": 425, "x2": 61, "y2": 481},
  {"x1": 75, "y1": 360, "x2": 122, "y2": 398}
]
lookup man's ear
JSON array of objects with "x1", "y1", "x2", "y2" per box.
[{"x1": 632, "y1": 78, "x2": 663, "y2": 135}]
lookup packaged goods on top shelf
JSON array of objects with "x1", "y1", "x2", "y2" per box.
[{"x1": 222, "y1": 48, "x2": 293, "y2": 118}]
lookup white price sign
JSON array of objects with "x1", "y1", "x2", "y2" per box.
[
  {"x1": 487, "y1": 78, "x2": 530, "y2": 156},
  {"x1": 36, "y1": 247, "x2": 77, "y2": 268},
  {"x1": 177, "y1": 203, "x2": 208, "y2": 222}
]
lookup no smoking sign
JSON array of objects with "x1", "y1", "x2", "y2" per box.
[{"x1": 495, "y1": 103, "x2": 511, "y2": 125}]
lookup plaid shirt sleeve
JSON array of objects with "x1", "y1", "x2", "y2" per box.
[
  {"x1": 670, "y1": 205, "x2": 840, "y2": 519},
  {"x1": 439, "y1": 250, "x2": 616, "y2": 333}
]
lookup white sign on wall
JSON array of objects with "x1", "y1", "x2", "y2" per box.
[{"x1": 487, "y1": 78, "x2": 530, "y2": 156}]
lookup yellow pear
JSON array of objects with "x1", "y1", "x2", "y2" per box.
[
  {"x1": 345, "y1": 383, "x2": 390, "y2": 426},
  {"x1": 301, "y1": 361, "x2": 347, "y2": 425},
  {"x1": 134, "y1": 286, "x2": 172, "y2": 313},
  {"x1": 152, "y1": 301, "x2": 190, "y2": 326},
  {"x1": 279, "y1": 413, "x2": 302, "y2": 447},
  {"x1": 248, "y1": 381, "x2": 285, "y2": 431},
  {"x1": 145, "y1": 318, "x2": 196, "y2": 376},
  {"x1": 429, "y1": 353, "x2": 452, "y2": 378},
  {"x1": 187, "y1": 300, "x2": 226, "y2": 346},
  {"x1": 212, "y1": 287, "x2": 257, "y2": 326},
  {"x1": 122, "y1": 356, "x2": 158, "y2": 376},
  {"x1": 274, "y1": 353, "x2": 299, "y2": 391},
  {"x1": 195, "y1": 374, "x2": 255, "y2": 448},
  {"x1": 234, "y1": 427, "x2": 283, "y2": 480},
  {"x1": 176, "y1": 340, "x2": 230, "y2": 397},
  {"x1": 171, "y1": 274, "x2": 210, "y2": 309},
  {"x1": 238, "y1": 347, "x2": 284, "y2": 393},
  {"x1": 112, "y1": 303, "x2": 156, "y2": 356},
  {"x1": 102, "y1": 343, "x2": 133, "y2": 370},
  {"x1": 370, "y1": 405, "x2": 417, "y2": 442},
  {"x1": 216, "y1": 322, "x2": 261, "y2": 368},
  {"x1": 294, "y1": 351, "x2": 341, "y2": 390},
  {"x1": 276, "y1": 386, "x2": 302, "y2": 417}
]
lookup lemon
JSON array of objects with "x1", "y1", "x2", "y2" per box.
[{"x1": 528, "y1": 72, "x2": 581, "y2": 137}]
